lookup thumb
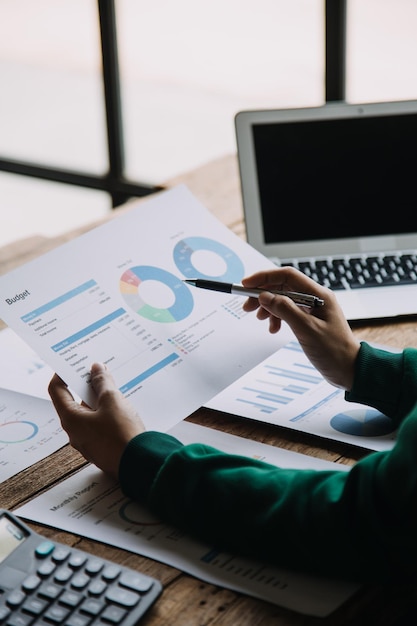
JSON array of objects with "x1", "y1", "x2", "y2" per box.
[{"x1": 90, "y1": 362, "x2": 118, "y2": 396}]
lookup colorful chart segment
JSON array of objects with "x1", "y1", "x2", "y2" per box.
[{"x1": 119, "y1": 266, "x2": 194, "y2": 322}]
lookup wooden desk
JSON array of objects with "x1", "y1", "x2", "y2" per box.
[{"x1": 2, "y1": 154, "x2": 417, "y2": 625}]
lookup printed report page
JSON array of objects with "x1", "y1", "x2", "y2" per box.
[{"x1": 0, "y1": 186, "x2": 292, "y2": 431}]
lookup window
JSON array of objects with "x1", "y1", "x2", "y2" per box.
[{"x1": 0, "y1": 0, "x2": 415, "y2": 246}]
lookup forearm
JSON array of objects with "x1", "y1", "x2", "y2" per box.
[
  {"x1": 119, "y1": 428, "x2": 417, "y2": 583},
  {"x1": 118, "y1": 344, "x2": 417, "y2": 583}
]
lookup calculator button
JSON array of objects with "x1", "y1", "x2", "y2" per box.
[
  {"x1": 58, "y1": 590, "x2": 83, "y2": 608},
  {"x1": 119, "y1": 571, "x2": 153, "y2": 593},
  {"x1": 71, "y1": 573, "x2": 90, "y2": 590},
  {"x1": 87, "y1": 579, "x2": 107, "y2": 596},
  {"x1": 54, "y1": 566, "x2": 73, "y2": 583},
  {"x1": 69, "y1": 554, "x2": 87, "y2": 569},
  {"x1": 100, "y1": 604, "x2": 127, "y2": 624},
  {"x1": 4, "y1": 611, "x2": 33, "y2": 626},
  {"x1": 6, "y1": 591, "x2": 25, "y2": 608},
  {"x1": 38, "y1": 582, "x2": 63, "y2": 601},
  {"x1": 102, "y1": 565, "x2": 121, "y2": 582},
  {"x1": 51, "y1": 546, "x2": 71, "y2": 563},
  {"x1": 21, "y1": 574, "x2": 41, "y2": 593},
  {"x1": 0, "y1": 605, "x2": 11, "y2": 620},
  {"x1": 104, "y1": 587, "x2": 140, "y2": 608},
  {"x1": 35, "y1": 540, "x2": 55, "y2": 558},
  {"x1": 65, "y1": 613, "x2": 91, "y2": 626},
  {"x1": 37, "y1": 560, "x2": 56, "y2": 577},
  {"x1": 21, "y1": 596, "x2": 48, "y2": 616},
  {"x1": 85, "y1": 559, "x2": 103, "y2": 576},
  {"x1": 79, "y1": 597, "x2": 104, "y2": 616},
  {"x1": 43, "y1": 603, "x2": 72, "y2": 622}
]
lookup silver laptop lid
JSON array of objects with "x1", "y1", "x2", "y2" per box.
[{"x1": 235, "y1": 100, "x2": 417, "y2": 261}]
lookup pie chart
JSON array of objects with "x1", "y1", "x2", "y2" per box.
[
  {"x1": 120, "y1": 265, "x2": 194, "y2": 322},
  {"x1": 330, "y1": 408, "x2": 395, "y2": 437}
]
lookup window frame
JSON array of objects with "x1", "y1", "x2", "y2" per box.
[{"x1": 0, "y1": 0, "x2": 345, "y2": 209}]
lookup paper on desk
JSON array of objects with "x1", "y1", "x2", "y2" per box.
[
  {"x1": 16, "y1": 420, "x2": 359, "y2": 617},
  {"x1": 0, "y1": 327, "x2": 53, "y2": 400},
  {"x1": 0, "y1": 185, "x2": 292, "y2": 433},
  {"x1": 0, "y1": 386, "x2": 67, "y2": 482},
  {"x1": 0, "y1": 329, "x2": 68, "y2": 482},
  {"x1": 206, "y1": 339, "x2": 397, "y2": 452}
]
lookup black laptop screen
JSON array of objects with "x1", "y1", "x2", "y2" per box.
[{"x1": 253, "y1": 113, "x2": 417, "y2": 244}]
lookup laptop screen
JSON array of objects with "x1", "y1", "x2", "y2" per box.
[
  {"x1": 254, "y1": 113, "x2": 417, "y2": 244},
  {"x1": 236, "y1": 100, "x2": 417, "y2": 259}
]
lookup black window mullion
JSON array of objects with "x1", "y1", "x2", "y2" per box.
[
  {"x1": 0, "y1": 0, "x2": 161, "y2": 210},
  {"x1": 97, "y1": 0, "x2": 127, "y2": 207},
  {"x1": 325, "y1": 0, "x2": 347, "y2": 102}
]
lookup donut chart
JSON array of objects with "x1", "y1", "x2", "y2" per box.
[
  {"x1": 120, "y1": 266, "x2": 194, "y2": 322},
  {"x1": 119, "y1": 501, "x2": 161, "y2": 526},
  {"x1": 173, "y1": 236, "x2": 245, "y2": 282},
  {"x1": 0, "y1": 420, "x2": 39, "y2": 443},
  {"x1": 330, "y1": 408, "x2": 395, "y2": 437}
]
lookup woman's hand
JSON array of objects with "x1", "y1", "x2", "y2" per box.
[
  {"x1": 242, "y1": 267, "x2": 361, "y2": 390},
  {"x1": 48, "y1": 362, "x2": 145, "y2": 479}
]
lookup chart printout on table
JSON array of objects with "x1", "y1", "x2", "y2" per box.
[
  {"x1": 16, "y1": 420, "x2": 359, "y2": 618},
  {"x1": 0, "y1": 185, "x2": 292, "y2": 432},
  {"x1": 206, "y1": 339, "x2": 398, "y2": 452}
]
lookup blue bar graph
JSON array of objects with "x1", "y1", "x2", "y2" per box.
[{"x1": 232, "y1": 344, "x2": 325, "y2": 415}]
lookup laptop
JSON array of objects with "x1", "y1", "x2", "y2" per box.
[{"x1": 235, "y1": 99, "x2": 417, "y2": 322}]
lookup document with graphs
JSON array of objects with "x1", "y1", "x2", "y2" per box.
[
  {"x1": 206, "y1": 338, "x2": 398, "y2": 452},
  {"x1": 0, "y1": 185, "x2": 292, "y2": 432},
  {"x1": 16, "y1": 420, "x2": 359, "y2": 618}
]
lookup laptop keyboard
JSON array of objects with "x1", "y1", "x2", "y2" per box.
[{"x1": 279, "y1": 252, "x2": 417, "y2": 291}]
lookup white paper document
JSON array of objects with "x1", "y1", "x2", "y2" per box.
[
  {"x1": 0, "y1": 387, "x2": 67, "y2": 481},
  {"x1": 206, "y1": 339, "x2": 397, "y2": 451},
  {"x1": 0, "y1": 186, "x2": 292, "y2": 432},
  {"x1": 16, "y1": 421, "x2": 359, "y2": 617},
  {"x1": 0, "y1": 327, "x2": 53, "y2": 399}
]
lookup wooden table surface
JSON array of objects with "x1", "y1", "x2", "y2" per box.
[{"x1": 2, "y1": 154, "x2": 417, "y2": 625}]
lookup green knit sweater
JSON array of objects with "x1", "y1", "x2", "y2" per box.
[{"x1": 119, "y1": 342, "x2": 417, "y2": 583}]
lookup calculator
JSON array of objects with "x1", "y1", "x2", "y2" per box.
[{"x1": 0, "y1": 509, "x2": 163, "y2": 625}]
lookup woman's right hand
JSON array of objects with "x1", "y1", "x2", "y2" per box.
[{"x1": 242, "y1": 267, "x2": 361, "y2": 391}]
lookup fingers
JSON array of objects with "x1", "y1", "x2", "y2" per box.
[
  {"x1": 257, "y1": 290, "x2": 317, "y2": 334},
  {"x1": 48, "y1": 373, "x2": 77, "y2": 413},
  {"x1": 242, "y1": 268, "x2": 328, "y2": 329},
  {"x1": 242, "y1": 266, "x2": 328, "y2": 296}
]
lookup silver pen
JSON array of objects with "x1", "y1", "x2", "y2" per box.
[{"x1": 183, "y1": 279, "x2": 324, "y2": 307}]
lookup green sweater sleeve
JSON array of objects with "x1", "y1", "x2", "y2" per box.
[
  {"x1": 119, "y1": 342, "x2": 417, "y2": 583},
  {"x1": 346, "y1": 341, "x2": 417, "y2": 425}
]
